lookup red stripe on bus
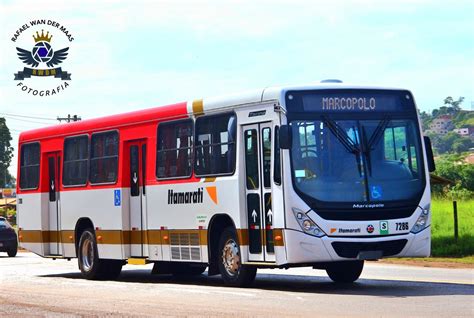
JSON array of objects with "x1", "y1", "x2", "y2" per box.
[{"x1": 17, "y1": 102, "x2": 194, "y2": 194}]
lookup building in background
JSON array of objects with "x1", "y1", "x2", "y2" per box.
[
  {"x1": 426, "y1": 115, "x2": 454, "y2": 135},
  {"x1": 0, "y1": 189, "x2": 16, "y2": 199},
  {"x1": 0, "y1": 189, "x2": 16, "y2": 224},
  {"x1": 453, "y1": 127, "x2": 474, "y2": 138}
]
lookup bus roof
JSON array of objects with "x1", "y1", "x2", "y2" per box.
[
  {"x1": 19, "y1": 82, "x2": 408, "y2": 143},
  {"x1": 19, "y1": 102, "x2": 188, "y2": 143},
  {"x1": 195, "y1": 83, "x2": 408, "y2": 113}
]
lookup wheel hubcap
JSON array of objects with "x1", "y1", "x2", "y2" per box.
[
  {"x1": 81, "y1": 234, "x2": 94, "y2": 272},
  {"x1": 222, "y1": 239, "x2": 240, "y2": 276}
]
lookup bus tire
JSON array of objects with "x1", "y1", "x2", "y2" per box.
[
  {"x1": 218, "y1": 226, "x2": 256, "y2": 287},
  {"x1": 7, "y1": 248, "x2": 17, "y2": 257},
  {"x1": 78, "y1": 228, "x2": 122, "y2": 280},
  {"x1": 326, "y1": 260, "x2": 364, "y2": 283}
]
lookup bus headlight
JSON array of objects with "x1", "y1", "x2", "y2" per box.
[
  {"x1": 292, "y1": 208, "x2": 325, "y2": 237},
  {"x1": 411, "y1": 204, "x2": 430, "y2": 234}
]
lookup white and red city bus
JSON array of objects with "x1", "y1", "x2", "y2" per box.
[{"x1": 17, "y1": 81, "x2": 435, "y2": 286}]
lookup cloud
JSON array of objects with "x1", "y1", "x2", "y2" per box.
[{"x1": 1, "y1": 0, "x2": 473, "y2": 176}]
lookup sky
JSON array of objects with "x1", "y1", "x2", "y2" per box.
[{"x1": 0, "y1": 0, "x2": 473, "y2": 177}]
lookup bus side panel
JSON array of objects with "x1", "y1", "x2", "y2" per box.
[
  {"x1": 60, "y1": 188, "x2": 127, "y2": 260},
  {"x1": 120, "y1": 187, "x2": 131, "y2": 260},
  {"x1": 18, "y1": 192, "x2": 49, "y2": 256},
  {"x1": 145, "y1": 175, "x2": 242, "y2": 263}
]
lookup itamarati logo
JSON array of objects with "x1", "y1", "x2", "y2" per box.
[{"x1": 11, "y1": 19, "x2": 74, "y2": 97}]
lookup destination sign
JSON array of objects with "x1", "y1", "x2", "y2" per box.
[
  {"x1": 285, "y1": 90, "x2": 414, "y2": 113},
  {"x1": 303, "y1": 94, "x2": 399, "y2": 112}
]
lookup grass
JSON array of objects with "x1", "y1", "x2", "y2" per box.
[
  {"x1": 380, "y1": 256, "x2": 474, "y2": 267},
  {"x1": 400, "y1": 256, "x2": 474, "y2": 265},
  {"x1": 431, "y1": 199, "x2": 474, "y2": 257}
]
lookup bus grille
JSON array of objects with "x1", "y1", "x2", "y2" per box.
[
  {"x1": 170, "y1": 232, "x2": 201, "y2": 261},
  {"x1": 331, "y1": 239, "x2": 408, "y2": 258}
]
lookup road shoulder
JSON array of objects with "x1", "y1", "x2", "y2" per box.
[{"x1": 377, "y1": 257, "x2": 474, "y2": 269}]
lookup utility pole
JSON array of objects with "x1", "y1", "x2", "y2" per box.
[{"x1": 57, "y1": 114, "x2": 81, "y2": 123}]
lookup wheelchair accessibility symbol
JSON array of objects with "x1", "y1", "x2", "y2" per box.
[
  {"x1": 114, "y1": 189, "x2": 121, "y2": 206},
  {"x1": 371, "y1": 185, "x2": 382, "y2": 200}
]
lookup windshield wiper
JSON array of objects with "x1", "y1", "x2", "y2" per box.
[
  {"x1": 362, "y1": 116, "x2": 391, "y2": 176},
  {"x1": 322, "y1": 116, "x2": 359, "y2": 154},
  {"x1": 322, "y1": 116, "x2": 362, "y2": 176},
  {"x1": 361, "y1": 126, "x2": 372, "y2": 176},
  {"x1": 367, "y1": 116, "x2": 391, "y2": 151}
]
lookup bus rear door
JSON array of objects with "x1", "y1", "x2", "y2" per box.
[
  {"x1": 46, "y1": 152, "x2": 62, "y2": 255},
  {"x1": 126, "y1": 140, "x2": 148, "y2": 258}
]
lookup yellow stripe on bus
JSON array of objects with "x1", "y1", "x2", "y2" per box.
[
  {"x1": 18, "y1": 228, "x2": 284, "y2": 247},
  {"x1": 192, "y1": 99, "x2": 204, "y2": 115}
]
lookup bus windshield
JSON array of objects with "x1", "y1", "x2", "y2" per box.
[{"x1": 289, "y1": 118, "x2": 424, "y2": 203}]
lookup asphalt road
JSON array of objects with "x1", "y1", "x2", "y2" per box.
[{"x1": 0, "y1": 252, "x2": 472, "y2": 317}]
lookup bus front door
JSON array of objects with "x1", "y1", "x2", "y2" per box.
[
  {"x1": 243, "y1": 122, "x2": 276, "y2": 263},
  {"x1": 127, "y1": 140, "x2": 148, "y2": 258},
  {"x1": 47, "y1": 152, "x2": 62, "y2": 255}
]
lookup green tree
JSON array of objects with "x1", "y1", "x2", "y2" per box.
[
  {"x1": 433, "y1": 154, "x2": 474, "y2": 198},
  {"x1": 443, "y1": 96, "x2": 464, "y2": 114},
  {"x1": 458, "y1": 164, "x2": 474, "y2": 191},
  {"x1": 437, "y1": 132, "x2": 461, "y2": 154},
  {"x1": 425, "y1": 132, "x2": 441, "y2": 154},
  {"x1": 418, "y1": 110, "x2": 432, "y2": 131},
  {"x1": 427, "y1": 96, "x2": 465, "y2": 125},
  {"x1": 0, "y1": 118, "x2": 14, "y2": 188},
  {"x1": 452, "y1": 137, "x2": 473, "y2": 153},
  {"x1": 438, "y1": 105, "x2": 449, "y2": 116},
  {"x1": 454, "y1": 110, "x2": 474, "y2": 128}
]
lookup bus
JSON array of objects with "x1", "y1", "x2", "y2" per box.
[{"x1": 17, "y1": 81, "x2": 435, "y2": 286}]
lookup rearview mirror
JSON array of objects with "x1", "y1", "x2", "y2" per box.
[
  {"x1": 423, "y1": 136, "x2": 436, "y2": 172},
  {"x1": 279, "y1": 125, "x2": 292, "y2": 149}
]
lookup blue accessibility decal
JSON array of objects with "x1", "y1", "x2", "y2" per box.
[
  {"x1": 114, "y1": 189, "x2": 121, "y2": 206},
  {"x1": 370, "y1": 185, "x2": 383, "y2": 200}
]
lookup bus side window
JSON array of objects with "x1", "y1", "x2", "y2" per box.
[
  {"x1": 244, "y1": 129, "x2": 259, "y2": 190},
  {"x1": 384, "y1": 128, "x2": 396, "y2": 160},
  {"x1": 63, "y1": 135, "x2": 89, "y2": 186},
  {"x1": 90, "y1": 131, "x2": 119, "y2": 184},
  {"x1": 406, "y1": 127, "x2": 419, "y2": 174},
  {"x1": 394, "y1": 127, "x2": 407, "y2": 162},
  {"x1": 384, "y1": 126, "x2": 407, "y2": 163},
  {"x1": 262, "y1": 127, "x2": 271, "y2": 188},
  {"x1": 19, "y1": 142, "x2": 40, "y2": 190},
  {"x1": 156, "y1": 119, "x2": 193, "y2": 179},
  {"x1": 194, "y1": 113, "x2": 236, "y2": 177}
]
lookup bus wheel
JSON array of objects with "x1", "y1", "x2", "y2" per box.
[
  {"x1": 78, "y1": 228, "x2": 122, "y2": 280},
  {"x1": 326, "y1": 260, "x2": 364, "y2": 283},
  {"x1": 7, "y1": 248, "x2": 17, "y2": 257},
  {"x1": 218, "y1": 227, "x2": 256, "y2": 287}
]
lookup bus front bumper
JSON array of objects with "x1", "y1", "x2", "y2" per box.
[{"x1": 283, "y1": 227, "x2": 430, "y2": 264}]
